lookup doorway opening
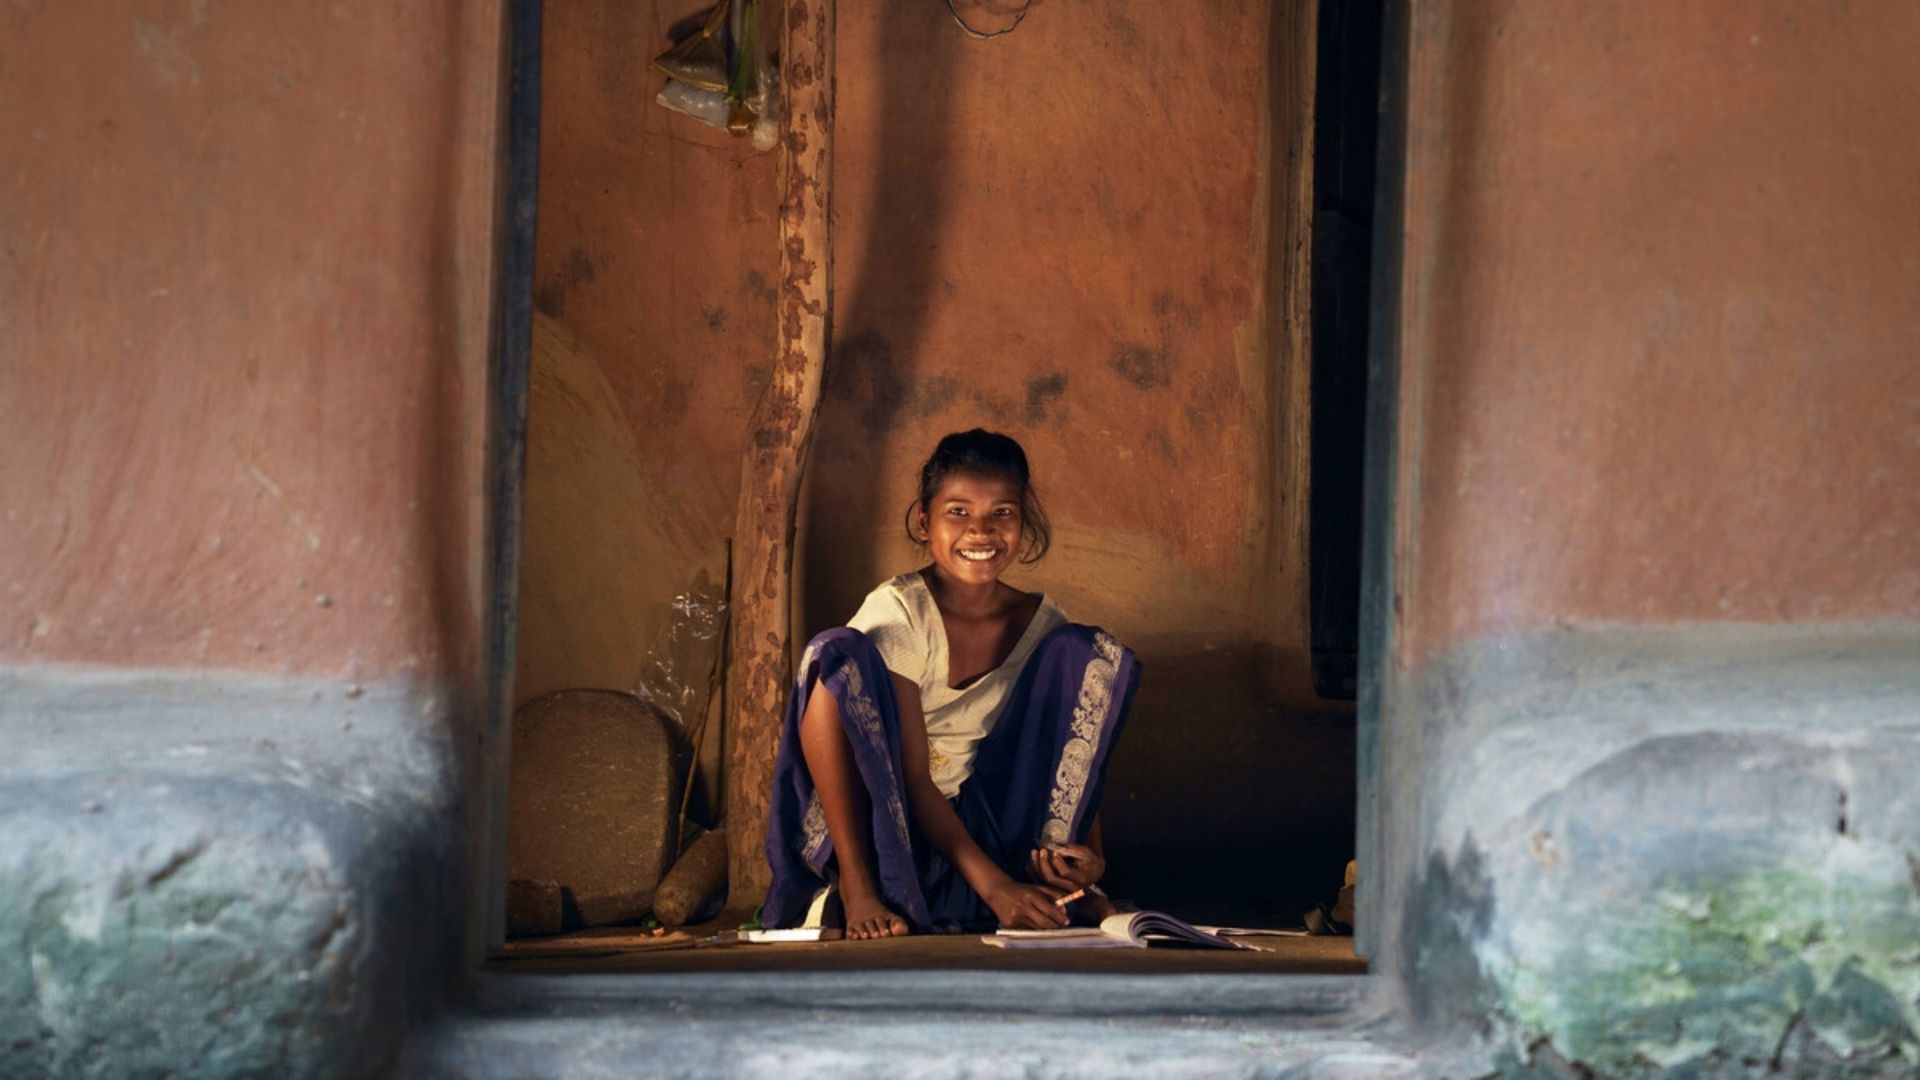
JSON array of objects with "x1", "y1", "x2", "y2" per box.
[{"x1": 489, "y1": 0, "x2": 1385, "y2": 975}]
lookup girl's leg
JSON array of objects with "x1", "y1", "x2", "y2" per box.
[
  {"x1": 914, "y1": 625, "x2": 1140, "y2": 931},
  {"x1": 797, "y1": 686, "x2": 909, "y2": 939},
  {"x1": 965, "y1": 625, "x2": 1141, "y2": 879},
  {"x1": 763, "y1": 627, "x2": 928, "y2": 933}
]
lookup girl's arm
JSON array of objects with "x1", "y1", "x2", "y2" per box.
[{"x1": 892, "y1": 673, "x2": 1067, "y2": 929}]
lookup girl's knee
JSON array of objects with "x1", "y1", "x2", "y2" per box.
[
  {"x1": 802, "y1": 626, "x2": 871, "y2": 663},
  {"x1": 1032, "y1": 622, "x2": 1104, "y2": 659},
  {"x1": 798, "y1": 628, "x2": 889, "y2": 696}
]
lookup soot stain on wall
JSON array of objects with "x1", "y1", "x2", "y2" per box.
[
  {"x1": 742, "y1": 269, "x2": 778, "y2": 305},
  {"x1": 1110, "y1": 293, "x2": 1200, "y2": 391},
  {"x1": 908, "y1": 375, "x2": 961, "y2": 420},
  {"x1": 661, "y1": 379, "x2": 691, "y2": 422},
  {"x1": 1111, "y1": 344, "x2": 1174, "y2": 390},
  {"x1": 1024, "y1": 372, "x2": 1068, "y2": 426},
  {"x1": 534, "y1": 248, "x2": 600, "y2": 319},
  {"x1": 829, "y1": 330, "x2": 965, "y2": 426}
]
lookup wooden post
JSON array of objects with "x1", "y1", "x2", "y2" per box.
[{"x1": 726, "y1": 0, "x2": 834, "y2": 903}]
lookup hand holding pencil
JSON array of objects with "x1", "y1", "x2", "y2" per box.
[{"x1": 984, "y1": 878, "x2": 1071, "y2": 929}]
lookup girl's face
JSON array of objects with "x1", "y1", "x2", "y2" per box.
[{"x1": 920, "y1": 471, "x2": 1024, "y2": 587}]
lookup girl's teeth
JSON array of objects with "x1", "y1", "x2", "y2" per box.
[{"x1": 959, "y1": 550, "x2": 997, "y2": 561}]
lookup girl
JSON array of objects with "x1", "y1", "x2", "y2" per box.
[{"x1": 762, "y1": 429, "x2": 1141, "y2": 938}]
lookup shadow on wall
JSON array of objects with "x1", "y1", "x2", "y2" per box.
[
  {"x1": 801, "y1": 1, "x2": 962, "y2": 608},
  {"x1": 1102, "y1": 643, "x2": 1357, "y2": 927}
]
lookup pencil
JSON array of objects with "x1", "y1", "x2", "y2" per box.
[{"x1": 1053, "y1": 886, "x2": 1087, "y2": 907}]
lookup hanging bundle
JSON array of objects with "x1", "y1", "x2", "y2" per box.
[{"x1": 651, "y1": 0, "x2": 778, "y2": 151}]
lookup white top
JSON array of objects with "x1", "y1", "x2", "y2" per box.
[{"x1": 847, "y1": 572, "x2": 1068, "y2": 798}]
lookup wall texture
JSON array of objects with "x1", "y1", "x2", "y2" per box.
[
  {"x1": 1379, "y1": 2, "x2": 1920, "y2": 1072},
  {"x1": 2, "y1": 0, "x2": 500, "y2": 684},
  {"x1": 524, "y1": 0, "x2": 1353, "y2": 921},
  {"x1": 518, "y1": 0, "x2": 780, "y2": 708},
  {"x1": 0, "y1": 2, "x2": 503, "y2": 1074},
  {"x1": 1398, "y1": 0, "x2": 1920, "y2": 661}
]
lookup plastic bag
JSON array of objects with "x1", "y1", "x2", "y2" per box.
[{"x1": 632, "y1": 572, "x2": 729, "y2": 737}]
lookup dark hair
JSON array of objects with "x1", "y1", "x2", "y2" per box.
[{"x1": 903, "y1": 429, "x2": 1052, "y2": 564}]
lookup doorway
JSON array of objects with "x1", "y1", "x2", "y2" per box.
[{"x1": 493, "y1": 0, "x2": 1383, "y2": 965}]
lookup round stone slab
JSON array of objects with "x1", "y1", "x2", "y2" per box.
[{"x1": 508, "y1": 690, "x2": 683, "y2": 928}]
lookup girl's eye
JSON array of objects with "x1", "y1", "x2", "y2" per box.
[
  {"x1": 992, "y1": 507, "x2": 1015, "y2": 518},
  {"x1": 947, "y1": 507, "x2": 967, "y2": 517}
]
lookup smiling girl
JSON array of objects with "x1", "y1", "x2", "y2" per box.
[{"x1": 762, "y1": 429, "x2": 1141, "y2": 938}]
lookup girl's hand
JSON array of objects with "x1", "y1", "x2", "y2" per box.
[
  {"x1": 1029, "y1": 843, "x2": 1105, "y2": 892},
  {"x1": 984, "y1": 879, "x2": 1070, "y2": 930}
]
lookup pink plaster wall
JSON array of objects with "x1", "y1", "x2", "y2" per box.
[
  {"x1": 1, "y1": 1, "x2": 503, "y2": 681},
  {"x1": 1396, "y1": 1, "x2": 1920, "y2": 659}
]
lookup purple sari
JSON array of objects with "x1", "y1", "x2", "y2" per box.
[{"x1": 761, "y1": 623, "x2": 1141, "y2": 932}]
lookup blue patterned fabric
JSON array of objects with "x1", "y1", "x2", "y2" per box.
[{"x1": 761, "y1": 624, "x2": 1140, "y2": 932}]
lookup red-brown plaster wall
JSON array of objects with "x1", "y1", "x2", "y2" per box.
[
  {"x1": 517, "y1": 0, "x2": 781, "y2": 705},
  {"x1": 526, "y1": 0, "x2": 1350, "y2": 917},
  {"x1": 1397, "y1": 1, "x2": 1920, "y2": 660},
  {"x1": 1, "y1": 1, "x2": 502, "y2": 681},
  {"x1": 801, "y1": 0, "x2": 1293, "y2": 659},
  {"x1": 530, "y1": 0, "x2": 782, "y2": 543},
  {"x1": 527, "y1": 0, "x2": 1320, "y2": 704}
]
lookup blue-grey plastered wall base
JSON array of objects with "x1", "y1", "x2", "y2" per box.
[
  {"x1": 0, "y1": 666, "x2": 462, "y2": 1079},
  {"x1": 1395, "y1": 622, "x2": 1920, "y2": 1076}
]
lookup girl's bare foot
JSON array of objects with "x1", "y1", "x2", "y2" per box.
[{"x1": 842, "y1": 890, "x2": 910, "y2": 940}]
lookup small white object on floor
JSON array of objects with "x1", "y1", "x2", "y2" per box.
[
  {"x1": 743, "y1": 884, "x2": 842, "y2": 943},
  {"x1": 742, "y1": 927, "x2": 842, "y2": 943}
]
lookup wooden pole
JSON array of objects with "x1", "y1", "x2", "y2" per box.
[{"x1": 726, "y1": 0, "x2": 834, "y2": 904}]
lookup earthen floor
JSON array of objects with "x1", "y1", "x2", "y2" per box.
[{"x1": 488, "y1": 919, "x2": 1366, "y2": 976}]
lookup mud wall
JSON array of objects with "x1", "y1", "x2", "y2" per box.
[
  {"x1": 527, "y1": 0, "x2": 1350, "y2": 919},
  {"x1": 1397, "y1": 2, "x2": 1920, "y2": 662},
  {"x1": 0, "y1": 2, "x2": 505, "y2": 1072},
  {"x1": 1378, "y1": 3, "x2": 1920, "y2": 1071},
  {"x1": 1, "y1": 0, "x2": 501, "y2": 685},
  {"x1": 517, "y1": 0, "x2": 780, "y2": 708}
]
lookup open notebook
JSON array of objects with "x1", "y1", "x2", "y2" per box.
[{"x1": 983, "y1": 910, "x2": 1294, "y2": 950}]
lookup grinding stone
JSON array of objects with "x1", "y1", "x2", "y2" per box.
[{"x1": 507, "y1": 690, "x2": 683, "y2": 928}]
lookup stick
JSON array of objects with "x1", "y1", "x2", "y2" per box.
[
  {"x1": 674, "y1": 539, "x2": 731, "y2": 844},
  {"x1": 724, "y1": 0, "x2": 836, "y2": 902}
]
